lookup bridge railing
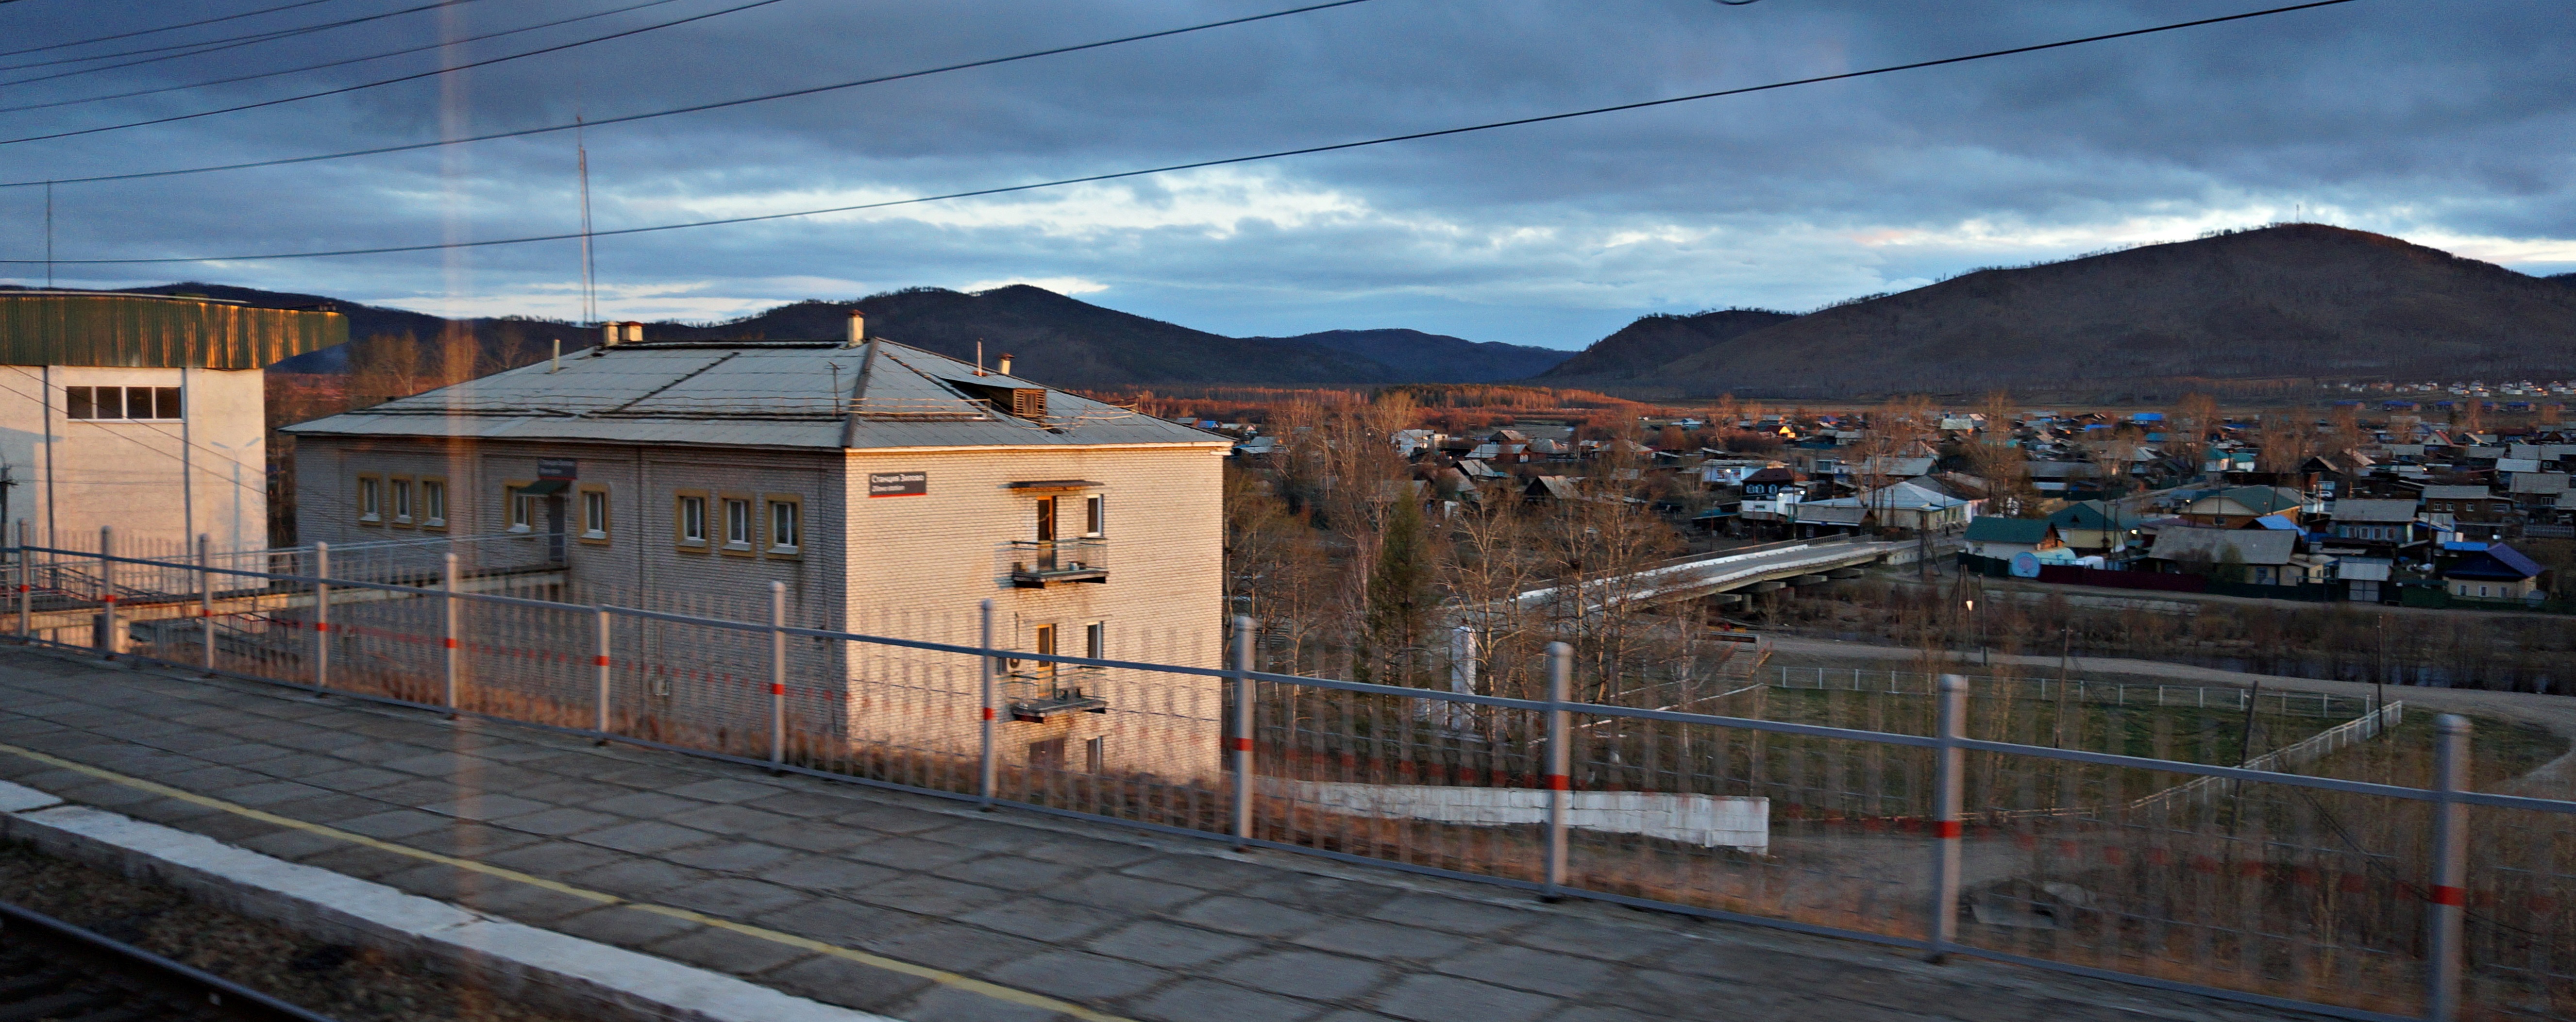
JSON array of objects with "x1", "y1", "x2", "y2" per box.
[{"x1": 2, "y1": 542, "x2": 2568, "y2": 1022}]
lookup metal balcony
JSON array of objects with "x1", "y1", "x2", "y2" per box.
[
  {"x1": 1007, "y1": 538, "x2": 1108, "y2": 587},
  {"x1": 1004, "y1": 666, "x2": 1109, "y2": 722}
]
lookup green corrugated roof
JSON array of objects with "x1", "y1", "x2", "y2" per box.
[{"x1": 0, "y1": 291, "x2": 345, "y2": 369}]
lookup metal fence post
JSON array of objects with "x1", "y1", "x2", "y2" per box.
[
  {"x1": 2426, "y1": 714, "x2": 2470, "y2": 1022},
  {"x1": 594, "y1": 606, "x2": 612, "y2": 744},
  {"x1": 1929, "y1": 673, "x2": 1967, "y2": 963},
  {"x1": 311, "y1": 541, "x2": 330, "y2": 694},
  {"x1": 196, "y1": 534, "x2": 213, "y2": 672},
  {"x1": 97, "y1": 525, "x2": 116, "y2": 659},
  {"x1": 768, "y1": 581, "x2": 786, "y2": 774},
  {"x1": 978, "y1": 598, "x2": 996, "y2": 809},
  {"x1": 1542, "y1": 641, "x2": 1571, "y2": 902},
  {"x1": 441, "y1": 552, "x2": 459, "y2": 718},
  {"x1": 15, "y1": 519, "x2": 27, "y2": 641},
  {"x1": 1231, "y1": 614, "x2": 1254, "y2": 851}
]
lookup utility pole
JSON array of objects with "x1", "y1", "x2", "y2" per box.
[
  {"x1": 2053, "y1": 625, "x2": 2073, "y2": 748},
  {"x1": 2375, "y1": 613, "x2": 2389, "y2": 738}
]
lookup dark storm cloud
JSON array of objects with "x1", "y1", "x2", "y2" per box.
[{"x1": 0, "y1": 0, "x2": 2566, "y2": 344}]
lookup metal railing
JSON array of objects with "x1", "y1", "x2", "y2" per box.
[
  {"x1": 0, "y1": 540, "x2": 2569, "y2": 1022},
  {"x1": 1004, "y1": 538, "x2": 1108, "y2": 586}
]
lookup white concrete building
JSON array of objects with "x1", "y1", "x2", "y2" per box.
[
  {"x1": 0, "y1": 291, "x2": 343, "y2": 553},
  {"x1": 284, "y1": 315, "x2": 1232, "y2": 779}
]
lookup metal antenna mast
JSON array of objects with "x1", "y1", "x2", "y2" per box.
[{"x1": 577, "y1": 114, "x2": 596, "y2": 325}]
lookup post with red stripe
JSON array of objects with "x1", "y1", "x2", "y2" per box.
[
  {"x1": 96, "y1": 525, "x2": 116, "y2": 659},
  {"x1": 441, "y1": 552, "x2": 460, "y2": 718},
  {"x1": 1230, "y1": 614, "x2": 1254, "y2": 851},
  {"x1": 311, "y1": 541, "x2": 330, "y2": 694},
  {"x1": 769, "y1": 581, "x2": 787, "y2": 774},
  {"x1": 977, "y1": 598, "x2": 997, "y2": 809},
  {"x1": 1542, "y1": 641, "x2": 1571, "y2": 902},
  {"x1": 1928, "y1": 672, "x2": 1966, "y2": 963},
  {"x1": 594, "y1": 606, "x2": 613, "y2": 743},
  {"x1": 197, "y1": 534, "x2": 215, "y2": 673},
  {"x1": 2427, "y1": 713, "x2": 2470, "y2": 1021}
]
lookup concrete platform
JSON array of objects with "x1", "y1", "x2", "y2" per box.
[{"x1": 0, "y1": 645, "x2": 2323, "y2": 1022}]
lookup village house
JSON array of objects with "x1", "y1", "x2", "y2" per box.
[
  {"x1": 1962, "y1": 517, "x2": 2064, "y2": 560},
  {"x1": 2441, "y1": 543, "x2": 2546, "y2": 602},
  {"x1": 2143, "y1": 527, "x2": 2329, "y2": 587},
  {"x1": 2177, "y1": 485, "x2": 2308, "y2": 528},
  {"x1": 2322, "y1": 498, "x2": 2424, "y2": 556},
  {"x1": 2045, "y1": 500, "x2": 2147, "y2": 556},
  {"x1": 285, "y1": 314, "x2": 1232, "y2": 777}
]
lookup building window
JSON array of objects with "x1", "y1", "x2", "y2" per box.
[
  {"x1": 506, "y1": 484, "x2": 534, "y2": 532},
  {"x1": 1085, "y1": 621, "x2": 1104, "y2": 660},
  {"x1": 357, "y1": 474, "x2": 382, "y2": 524},
  {"x1": 389, "y1": 477, "x2": 414, "y2": 526},
  {"x1": 766, "y1": 495, "x2": 802, "y2": 555},
  {"x1": 1084, "y1": 495, "x2": 1104, "y2": 536},
  {"x1": 63, "y1": 385, "x2": 181, "y2": 421},
  {"x1": 674, "y1": 492, "x2": 708, "y2": 550},
  {"x1": 579, "y1": 486, "x2": 610, "y2": 543},
  {"x1": 722, "y1": 496, "x2": 754, "y2": 553},
  {"x1": 421, "y1": 479, "x2": 447, "y2": 529},
  {"x1": 1085, "y1": 736, "x2": 1105, "y2": 773}
]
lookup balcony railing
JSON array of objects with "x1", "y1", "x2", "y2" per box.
[
  {"x1": 1003, "y1": 664, "x2": 1109, "y2": 721},
  {"x1": 1006, "y1": 538, "x2": 1108, "y2": 587}
]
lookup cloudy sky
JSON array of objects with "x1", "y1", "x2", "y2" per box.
[{"x1": 0, "y1": 0, "x2": 2568, "y2": 347}]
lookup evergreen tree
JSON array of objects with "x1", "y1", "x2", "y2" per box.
[{"x1": 1359, "y1": 494, "x2": 1434, "y2": 685}]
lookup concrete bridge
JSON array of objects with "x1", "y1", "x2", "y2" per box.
[{"x1": 1510, "y1": 537, "x2": 1907, "y2": 615}]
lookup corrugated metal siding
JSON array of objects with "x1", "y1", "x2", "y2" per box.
[{"x1": 0, "y1": 293, "x2": 346, "y2": 368}]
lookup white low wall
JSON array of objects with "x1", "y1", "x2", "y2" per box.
[{"x1": 1268, "y1": 780, "x2": 1768, "y2": 852}]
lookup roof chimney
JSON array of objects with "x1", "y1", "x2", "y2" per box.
[
  {"x1": 997, "y1": 352, "x2": 1013, "y2": 376},
  {"x1": 623, "y1": 321, "x2": 643, "y2": 344},
  {"x1": 601, "y1": 321, "x2": 620, "y2": 348},
  {"x1": 846, "y1": 309, "x2": 865, "y2": 347}
]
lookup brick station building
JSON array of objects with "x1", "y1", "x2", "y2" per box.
[{"x1": 285, "y1": 312, "x2": 1229, "y2": 776}]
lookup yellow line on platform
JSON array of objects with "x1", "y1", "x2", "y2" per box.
[{"x1": 0, "y1": 738, "x2": 1134, "y2": 1022}]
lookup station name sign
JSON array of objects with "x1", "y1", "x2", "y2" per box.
[{"x1": 868, "y1": 471, "x2": 927, "y2": 497}]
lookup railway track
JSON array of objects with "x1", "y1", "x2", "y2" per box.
[{"x1": 0, "y1": 898, "x2": 338, "y2": 1022}]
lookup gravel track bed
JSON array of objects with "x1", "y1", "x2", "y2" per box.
[{"x1": 0, "y1": 841, "x2": 589, "y2": 1022}]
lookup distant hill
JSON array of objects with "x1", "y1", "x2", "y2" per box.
[
  {"x1": 644, "y1": 285, "x2": 1382, "y2": 386},
  {"x1": 1533, "y1": 309, "x2": 1796, "y2": 385},
  {"x1": 17, "y1": 282, "x2": 1562, "y2": 388},
  {"x1": 1636, "y1": 224, "x2": 2576, "y2": 399},
  {"x1": 1259, "y1": 328, "x2": 1571, "y2": 383}
]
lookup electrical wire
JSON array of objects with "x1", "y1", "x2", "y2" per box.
[
  {"x1": 0, "y1": 0, "x2": 1380, "y2": 189},
  {"x1": 0, "y1": 0, "x2": 2361, "y2": 266},
  {"x1": 0, "y1": 0, "x2": 794, "y2": 146},
  {"x1": 0, "y1": 0, "x2": 695, "y2": 117},
  {"x1": 0, "y1": 0, "x2": 352, "y2": 60},
  {"x1": 0, "y1": 0, "x2": 486, "y2": 79}
]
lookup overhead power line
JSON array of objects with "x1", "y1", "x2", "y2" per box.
[
  {"x1": 0, "y1": 0, "x2": 695, "y2": 117},
  {"x1": 0, "y1": 0, "x2": 491, "y2": 84},
  {"x1": 0, "y1": 0, "x2": 792, "y2": 145},
  {"x1": 0, "y1": 0, "x2": 349, "y2": 60},
  {"x1": 0, "y1": 0, "x2": 1381, "y2": 188},
  {"x1": 0, "y1": 0, "x2": 2360, "y2": 266}
]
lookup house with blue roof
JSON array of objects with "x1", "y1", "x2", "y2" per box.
[{"x1": 2441, "y1": 543, "x2": 2547, "y2": 602}]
